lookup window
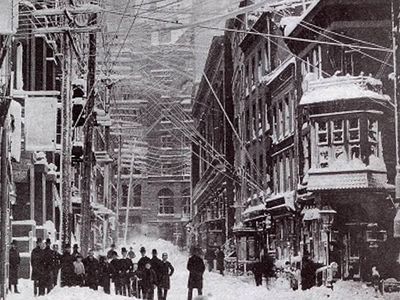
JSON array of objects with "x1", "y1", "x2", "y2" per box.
[
  {"x1": 264, "y1": 102, "x2": 270, "y2": 131},
  {"x1": 285, "y1": 151, "x2": 291, "y2": 191},
  {"x1": 161, "y1": 135, "x2": 173, "y2": 147},
  {"x1": 368, "y1": 119, "x2": 379, "y2": 156},
  {"x1": 158, "y1": 188, "x2": 174, "y2": 214},
  {"x1": 317, "y1": 121, "x2": 328, "y2": 145},
  {"x1": 273, "y1": 106, "x2": 278, "y2": 141},
  {"x1": 348, "y1": 118, "x2": 360, "y2": 142},
  {"x1": 284, "y1": 93, "x2": 290, "y2": 135},
  {"x1": 279, "y1": 156, "x2": 284, "y2": 193},
  {"x1": 258, "y1": 99, "x2": 263, "y2": 135},
  {"x1": 251, "y1": 57, "x2": 256, "y2": 88},
  {"x1": 278, "y1": 102, "x2": 284, "y2": 139},
  {"x1": 257, "y1": 49, "x2": 263, "y2": 80},
  {"x1": 264, "y1": 43, "x2": 270, "y2": 73},
  {"x1": 182, "y1": 189, "x2": 190, "y2": 215},
  {"x1": 133, "y1": 185, "x2": 141, "y2": 207},
  {"x1": 332, "y1": 120, "x2": 344, "y2": 144},
  {"x1": 121, "y1": 185, "x2": 129, "y2": 207},
  {"x1": 245, "y1": 64, "x2": 249, "y2": 96},
  {"x1": 252, "y1": 104, "x2": 257, "y2": 139}
]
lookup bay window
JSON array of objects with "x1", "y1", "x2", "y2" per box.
[
  {"x1": 368, "y1": 119, "x2": 379, "y2": 156},
  {"x1": 317, "y1": 121, "x2": 328, "y2": 145},
  {"x1": 332, "y1": 120, "x2": 344, "y2": 144}
]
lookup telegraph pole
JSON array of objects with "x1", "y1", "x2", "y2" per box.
[
  {"x1": 81, "y1": 12, "x2": 97, "y2": 257},
  {"x1": 115, "y1": 133, "x2": 122, "y2": 243},
  {"x1": 124, "y1": 151, "x2": 135, "y2": 244},
  {"x1": 60, "y1": 32, "x2": 73, "y2": 249}
]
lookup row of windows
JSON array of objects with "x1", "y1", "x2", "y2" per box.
[
  {"x1": 316, "y1": 117, "x2": 379, "y2": 168},
  {"x1": 272, "y1": 90, "x2": 295, "y2": 141},
  {"x1": 158, "y1": 188, "x2": 190, "y2": 215}
]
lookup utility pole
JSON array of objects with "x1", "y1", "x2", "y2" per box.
[
  {"x1": 81, "y1": 12, "x2": 97, "y2": 257},
  {"x1": 115, "y1": 133, "x2": 122, "y2": 243},
  {"x1": 124, "y1": 151, "x2": 135, "y2": 244},
  {"x1": 61, "y1": 32, "x2": 73, "y2": 249}
]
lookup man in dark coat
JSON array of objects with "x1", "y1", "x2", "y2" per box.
[
  {"x1": 216, "y1": 247, "x2": 225, "y2": 276},
  {"x1": 301, "y1": 255, "x2": 317, "y2": 290},
  {"x1": 60, "y1": 244, "x2": 75, "y2": 287},
  {"x1": 83, "y1": 249, "x2": 99, "y2": 290},
  {"x1": 119, "y1": 247, "x2": 133, "y2": 296},
  {"x1": 137, "y1": 246, "x2": 151, "y2": 298},
  {"x1": 204, "y1": 248, "x2": 216, "y2": 272},
  {"x1": 110, "y1": 252, "x2": 122, "y2": 295},
  {"x1": 9, "y1": 240, "x2": 21, "y2": 293},
  {"x1": 107, "y1": 244, "x2": 118, "y2": 260},
  {"x1": 262, "y1": 251, "x2": 275, "y2": 288},
  {"x1": 159, "y1": 253, "x2": 174, "y2": 300},
  {"x1": 51, "y1": 244, "x2": 62, "y2": 287},
  {"x1": 187, "y1": 247, "x2": 205, "y2": 300},
  {"x1": 251, "y1": 257, "x2": 265, "y2": 286},
  {"x1": 141, "y1": 262, "x2": 157, "y2": 300},
  {"x1": 150, "y1": 249, "x2": 163, "y2": 300},
  {"x1": 31, "y1": 238, "x2": 44, "y2": 296},
  {"x1": 43, "y1": 239, "x2": 55, "y2": 293},
  {"x1": 98, "y1": 256, "x2": 112, "y2": 294}
]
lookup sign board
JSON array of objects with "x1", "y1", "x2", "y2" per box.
[
  {"x1": 0, "y1": 0, "x2": 18, "y2": 34},
  {"x1": 25, "y1": 97, "x2": 57, "y2": 151}
]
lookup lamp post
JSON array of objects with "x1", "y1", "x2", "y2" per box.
[{"x1": 320, "y1": 208, "x2": 336, "y2": 266}]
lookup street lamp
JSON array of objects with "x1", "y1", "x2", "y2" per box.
[{"x1": 320, "y1": 208, "x2": 336, "y2": 265}]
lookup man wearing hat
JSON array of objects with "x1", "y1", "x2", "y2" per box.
[
  {"x1": 137, "y1": 247, "x2": 151, "y2": 298},
  {"x1": 31, "y1": 238, "x2": 45, "y2": 296},
  {"x1": 107, "y1": 244, "x2": 118, "y2": 260},
  {"x1": 119, "y1": 247, "x2": 134, "y2": 296},
  {"x1": 72, "y1": 244, "x2": 81, "y2": 260},
  {"x1": 60, "y1": 244, "x2": 75, "y2": 287},
  {"x1": 150, "y1": 249, "x2": 163, "y2": 300},
  {"x1": 9, "y1": 240, "x2": 20, "y2": 293}
]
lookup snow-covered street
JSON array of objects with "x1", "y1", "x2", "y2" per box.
[{"x1": 7, "y1": 236, "x2": 400, "y2": 300}]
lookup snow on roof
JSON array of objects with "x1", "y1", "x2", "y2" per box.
[
  {"x1": 300, "y1": 75, "x2": 390, "y2": 106},
  {"x1": 285, "y1": 0, "x2": 322, "y2": 36},
  {"x1": 280, "y1": 16, "x2": 302, "y2": 36},
  {"x1": 265, "y1": 190, "x2": 296, "y2": 211},
  {"x1": 242, "y1": 203, "x2": 266, "y2": 216},
  {"x1": 260, "y1": 57, "x2": 295, "y2": 85}
]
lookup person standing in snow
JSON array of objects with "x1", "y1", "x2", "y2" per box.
[
  {"x1": 371, "y1": 266, "x2": 383, "y2": 295},
  {"x1": 251, "y1": 257, "x2": 264, "y2": 286},
  {"x1": 204, "y1": 248, "x2": 216, "y2": 272},
  {"x1": 51, "y1": 244, "x2": 62, "y2": 287},
  {"x1": 187, "y1": 247, "x2": 206, "y2": 300},
  {"x1": 141, "y1": 262, "x2": 157, "y2": 300},
  {"x1": 98, "y1": 255, "x2": 112, "y2": 294},
  {"x1": 150, "y1": 248, "x2": 163, "y2": 299},
  {"x1": 9, "y1": 240, "x2": 21, "y2": 293},
  {"x1": 110, "y1": 251, "x2": 122, "y2": 295},
  {"x1": 31, "y1": 238, "x2": 45, "y2": 296},
  {"x1": 73, "y1": 255, "x2": 86, "y2": 286},
  {"x1": 107, "y1": 244, "x2": 118, "y2": 260},
  {"x1": 262, "y1": 251, "x2": 275, "y2": 288},
  {"x1": 138, "y1": 246, "x2": 151, "y2": 297},
  {"x1": 128, "y1": 247, "x2": 136, "y2": 260},
  {"x1": 301, "y1": 255, "x2": 317, "y2": 290},
  {"x1": 83, "y1": 249, "x2": 99, "y2": 290},
  {"x1": 61, "y1": 243, "x2": 75, "y2": 287},
  {"x1": 119, "y1": 247, "x2": 134, "y2": 296},
  {"x1": 215, "y1": 247, "x2": 225, "y2": 276},
  {"x1": 159, "y1": 253, "x2": 174, "y2": 300}
]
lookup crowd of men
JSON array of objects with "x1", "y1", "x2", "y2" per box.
[{"x1": 26, "y1": 239, "x2": 175, "y2": 300}]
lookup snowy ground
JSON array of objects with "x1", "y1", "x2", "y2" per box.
[{"x1": 8, "y1": 235, "x2": 400, "y2": 300}]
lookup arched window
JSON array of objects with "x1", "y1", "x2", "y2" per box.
[
  {"x1": 182, "y1": 189, "x2": 190, "y2": 215},
  {"x1": 121, "y1": 184, "x2": 129, "y2": 207},
  {"x1": 158, "y1": 188, "x2": 174, "y2": 214}
]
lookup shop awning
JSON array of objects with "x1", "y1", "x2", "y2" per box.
[{"x1": 265, "y1": 191, "x2": 295, "y2": 214}]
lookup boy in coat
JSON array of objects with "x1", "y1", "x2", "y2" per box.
[
  {"x1": 141, "y1": 262, "x2": 157, "y2": 300},
  {"x1": 9, "y1": 240, "x2": 21, "y2": 293},
  {"x1": 159, "y1": 253, "x2": 174, "y2": 300}
]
